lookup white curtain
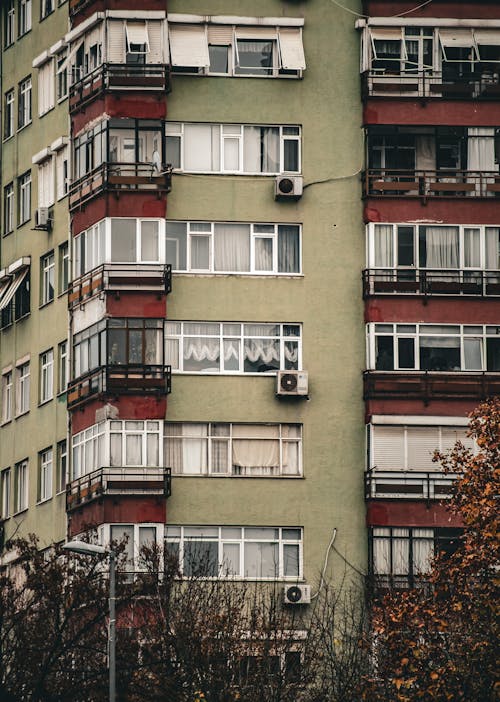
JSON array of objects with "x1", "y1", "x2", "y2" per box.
[
  {"x1": 255, "y1": 237, "x2": 273, "y2": 271},
  {"x1": 243, "y1": 126, "x2": 279, "y2": 173},
  {"x1": 232, "y1": 425, "x2": 280, "y2": 471},
  {"x1": 425, "y1": 226, "x2": 459, "y2": 268},
  {"x1": 374, "y1": 224, "x2": 394, "y2": 267},
  {"x1": 183, "y1": 324, "x2": 221, "y2": 371},
  {"x1": 184, "y1": 124, "x2": 220, "y2": 171},
  {"x1": 412, "y1": 530, "x2": 434, "y2": 574},
  {"x1": 416, "y1": 135, "x2": 435, "y2": 171},
  {"x1": 392, "y1": 528, "x2": 410, "y2": 574},
  {"x1": 164, "y1": 423, "x2": 207, "y2": 475},
  {"x1": 278, "y1": 226, "x2": 300, "y2": 273},
  {"x1": 126, "y1": 434, "x2": 142, "y2": 465},
  {"x1": 244, "y1": 542, "x2": 278, "y2": 578},
  {"x1": 486, "y1": 228, "x2": 499, "y2": 269},
  {"x1": 214, "y1": 224, "x2": 250, "y2": 271},
  {"x1": 463, "y1": 228, "x2": 480, "y2": 267},
  {"x1": 464, "y1": 337, "x2": 483, "y2": 370},
  {"x1": 467, "y1": 127, "x2": 495, "y2": 171}
]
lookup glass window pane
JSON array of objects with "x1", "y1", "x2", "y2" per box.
[
  {"x1": 376, "y1": 336, "x2": 394, "y2": 370},
  {"x1": 254, "y1": 238, "x2": 273, "y2": 271},
  {"x1": 126, "y1": 435, "x2": 142, "y2": 465},
  {"x1": 278, "y1": 226, "x2": 300, "y2": 273},
  {"x1": 420, "y1": 337, "x2": 460, "y2": 371},
  {"x1": 283, "y1": 139, "x2": 299, "y2": 172},
  {"x1": 464, "y1": 338, "x2": 483, "y2": 370},
  {"x1": 283, "y1": 544, "x2": 299, "y2": 577},
  {"x1": 184, "y1": 540, "x2": 218, "y2": 576},
  {"x1": 141, "y1": 221, "x2": 159, "y2": 261},
  {"x1": 222, "y1": 542, "x2": 240, "y2": 575},
  {"x1": 191, "y1": 236, "x2": 210, "y2": 270},
  {"x1": 244, "y1": 542, "x2": 278, "y2": 578},
  {"x1": 223, "y1": 138, "x2": 240, "y2": 170},
  {"x1": 209, "y1": 45, "x2": 228, "y2": 73},
  {"x1": 111, "y1": 219, "x2": 136, "y2": 262},
  {"x1": 398, "y1": 337, "x2": 415, "y2": 369}
]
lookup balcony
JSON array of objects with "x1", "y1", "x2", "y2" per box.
[
  {"x1": 365, "y1": 469, "x2": 458, "y2": 501},
  {"x1": 69, "y1": 0, "x2": 165, "y2": 19},
  {"x1": 362, "y1": 71, "x2": 500, "y2": 100},
  {"x1": 68, "y1": 263, "x2": 172, "y2": 308},
  {"x1": 66, "y1": 466, "x2": 171, "y2": 512},
  {"x1": 69, "y1": 162, "x2": 172, "y2": 211},
  {"x1": 363, "y1": 269, "x2": 500, "y2": 298},
  {"x1": 67, "y1": 364, "x2": 171, "y2": 409},
  {"x1": 364, "y1": 370, "x2": 500, "y2": 402},
  {"x1": 69, "y1": 64, "x2": 170, "y2": 114},
  {"x1": 363, "y1": 169, "x2": 500, "y2": 199}
]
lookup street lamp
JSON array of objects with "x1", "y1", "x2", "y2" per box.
[{"x1": 63, "y1": 540, "x2": 116, "y2": 702}]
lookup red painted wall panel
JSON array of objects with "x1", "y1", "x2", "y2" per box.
[
  {"x1": 72, "y1": 0, "x2": 166, "y2": 27},
  {"x1": 365, "y1": 399, "x2": 476, "y2": 420},
  {"x1": 364, "y1": 200, "x2": 500, "y2": 225},
  {"x1": 366, "y1": 500, "x2": 463, "y2": 528},
  {"x1": 72, "y1": 94, "x2": 166, "y2": 136},
  {"x1": 365, "y1": 298, "x2": 500, "y2": 324},
  {"x1": 73, "y1": 194, "x2": 167, "y2": 234},
  {"x1": 71, "y1": 396, "x2": 167, "y2": 433},
  {"x1": 363, "y1": 2, "x2": 500, "y2": 19},
  {"x1": 68, "y1": 496, "x2": 166, "y2": 537},
  {"x1": 106, "y1": 292, "x2": 166, "y2": 319},
  {"x1": 364, "y1": 100, "x2": 500, "y2": 127}
]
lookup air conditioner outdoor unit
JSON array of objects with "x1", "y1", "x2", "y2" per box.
[
  {"x1": 35, "y1": 207, "x2": 52, "y2": 231},
  {"x1": 276, "y1": 370, "x2": 308, "y2": 397},
  {"x1": 283, "y1": 584, "x2": 311, "y2": 605},
  {"x1": 274, "y1": 175, "x2": 303, "y2": 201}
]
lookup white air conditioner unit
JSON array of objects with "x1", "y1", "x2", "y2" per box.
[
  {"x1": 274, "y1": 175, "x2": 303, "y2": 201},
  {"x1": 276, "y1": 370, "x2": 308, "y2": 397},
  {"x1": 35, "y1": 207, "x2": 52, "y2": 231},
  {"x1": 283, "y1": 584, "x2": 311, "y2": 605}
]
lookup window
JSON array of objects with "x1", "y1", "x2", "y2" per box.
[
  {"x1": 38, "y1": 60, "x2": 55, "y2": 116},
  {"x1": 72, "y1": 422, "x2": 105, "y2": 479},
  {"x1": 41, "y1": 0, "x2": 53, "y2": 19},
  {"x1": 56, "y1": 50, "x2": 68, "y2": 101},
  {"x1": 4, "y1": 89, "x2": 15, "y2": 139},
  {"x1": 37, "y1": 157, "x2": 54, "y2": 208},
  {"x1": 58, "y1": 243, "x2": 69, "y2": 293},
  {"x1": 18, "y1": 76, "x2": 31, "y2": 128},
  {"x1": 166, "y1": 123, "x2": 301, "y2": 175},
  {"x1": 166, "y1": 222, "x2": 301, "y2": 275},
  {"x1": 4, "y1": 183, "x2": 14, "y2": 234},
  {"x1": 166, "y1": 526, "x2": 303, "y2": 580},
  {"x1": 38, "y1": 448, "x2": 53, "y2": 502},
  {"x1": 18, "y1": 0, "x2": 31, "y2": 36},
  {"x1": 166, "y1": 322, "x2": 301, "y2": 375},
  {"x1": 58, "y1": 341, "x2": 68, "y2": 393},
  {"x1": 1, "y1": 469, "x2": 11, "y2": 518},
  {"x1": 4, "y1": 1, "x2": 15, "y2": 48},
  {"x1": 74, "y1": 220, "x2": 106, "y2": 276},
  {"x1": 371, "y1": 527, "x2": 462, "y2": 588},
  {"x1": 165, "y1": 423, "x2": 302, "y2": 476},
  {"x1": 56, "y1": 439, "x2": 67, "y2": 493},
  {"x1": 18, "y1": 171, "x2": 31, "y2": 224},
  {"x1": 100, "y1": 523, "x2": 162, "y2": 574},
  {"x1": 39, "y1": 349, "x2": 54, "y2": 403},
  {"x1": 40, "y1": 252, "x2": 55, "y2": 305},
  {"x1": 56, "y1": 144, "x2": 69, "y2": 199},
  {"x1": 16, "y1": 361, "x2": 30, "y2": 415},
  {"x1": 0, "y1": 266, "x2": 30, "y2": 325},
  {"x1": 368, "y1": 323, "x2": 500, "y2": 372},
  {"x1": 169, "y1": 22, "x2": 305, "y2": 77},
  {"x1": 14, "y1": 459, "x2": 28, "y2": 512},
  {"x1": 125, "y1": 22, "x2": 149, "y2": 64},
  {"x1": 1, "y1": 371, "x2": 13, "y2": 423}
]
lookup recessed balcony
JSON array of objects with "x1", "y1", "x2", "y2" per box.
[
  {"x1": 365, "y1": 469, "x2": 458, "y2": 501},
  {"x1": 363, "y1": 370, "x2": 500, "y2": 401},
  {"x1": 363, "y1": 269, "x2": 500, "y2": 298},
  {"x1": 66, "y1": 466, "x2": 172, "y2": 512}
]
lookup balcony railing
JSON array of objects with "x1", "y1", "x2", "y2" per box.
[
  {"x1": 69, "y1": 64, "x2": 170, "y2": 113},
  {"x1": 68, "y1": 263, "x2": 172, "y2": 308},
  {"x1": 69, "y1": 162, "x2": 172, "y2": 211},
  {"x1": 363, "y1": 269, "x2": 500, "y2": 298},
  {"x1": 362, "y1": 70, "x2": 500, "y2": 100},
  {"x1": 66, "y1": 466, "x2": 172, "y2": 511},
  {"x1": 67, "y1": 364, "x2": 171, "y2": 409},
  {"x1": 365, "y1": 469, "x2": 458, "y2": 501},
  {"x1": 364, "y1": 370, "x2": 500, "y2": 402},
  {"x1": 363, "y1": 169, "x2": 500, "y2": 199}
]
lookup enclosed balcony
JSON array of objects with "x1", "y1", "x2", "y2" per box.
[
  {"x1": 69, "y1": 119, "x2": 171, "y2": 211},
  {"x1": 364, "y1": 370, "x2": 500, "y2": 401},
  {"x1": 363, "y1": 269, "x2": 500, "y2": 297},
  {"x1": 69, "y1": 0, "x2": 166, "y2": 22}
]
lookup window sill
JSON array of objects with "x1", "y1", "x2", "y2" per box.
[
  {"x1": 58, "y1": 289, "x2": 68, "y2": 299},
  {"x1": 0, "y1": 419, "x2": 12, "y2": 427},
  {"x1": 13, "y1": 508, "x2": 28, "y2": 517},
  {"x1": 2, "y1": 230, "x2": 14, "y2": 238},
  {"x1": 17, "y1": 219, "x2": 31, "y2": 229},
  {"x1": 38, "y1": 398, "x2": 54, "y2": 408},
  {"x1": 57, "y1": 389, "x2": 67, "y2": 398},
  {"x1": 36, "y1": 497, "x2": 52, "y2": 505},
  {"x1": 172, "y1": 371, "x2": 291, "y2": 377},
  {"x1": 171, "y1": 169, "x2": 301, "y2": 177},
  {"x1": 17, "y1": 121, "x2": 32, "y2": 133},
  {"x1": 39, "y1": 105, "x2": 55, "y2": 119},
  {"x1": 3, "y1": 42, "x2": 14, "y2": 50},
  {"x1": 2, "y1": 135, "x2": 14, "y2": 144},
  {"x1": 17, "y1": 30, "x2": 32, "y2": 40},
  {"x1": 15, "y1": 411, "x2": 30, "y2": 420},
  {"x1": 40, "y1": 11, "x2": 55, "y2": 22},
  {"x1": 173, "y1": 272, "x2": 304, "y2": 278},
  {"x1": 0, "y1": 323, "x2": 13, "y2": 332},
  {"x1": 39, "y1": 300, "x2": 55, "y2": 310},
  {"x1": 14, "y1": 312, "x2": 31, "y2": 324},
  {"x1": 173, "y1": 473, "x2": 303, "y2": 479}
]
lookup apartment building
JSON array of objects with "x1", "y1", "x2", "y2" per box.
[
  {"x1": 0, "y1": 0, "x2": 367, "y2": 599},
  {"x1": 360, "y1": 0, "x2": 500, "y2": 589}
]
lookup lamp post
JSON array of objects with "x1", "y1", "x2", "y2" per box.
[{"x1": 63, "y1": 540, "x2": 116, "y2": 702}]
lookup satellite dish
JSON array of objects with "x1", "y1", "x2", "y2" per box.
[{"x1": 151, "y1": 150, "x2": 162, "y2": 173}]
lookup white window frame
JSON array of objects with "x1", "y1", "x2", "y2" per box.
[
  {"x1": 5, "y1": 1, "x2": 15, "y2": 48},
  {"x1": 14, "y1": 459, "x2": 28, "y2": 513},
  {"x1": 18, "y1": 0, "x2": 31, "y2": 37},
  {"x1": 16, "y1": 361, "x2": 30, "y2": 415},
  {"x1": 72, "y1": 422, "x2": 106, "y2": 479},
  {"x1": 56, "y1": 145, "x2": 69, "y2": 200},
  {"x1": 38, "y1": 447, "x2": 53, "y2": 503},
  {"x1": 166, "y1": 321, "x2": 302, "y2": 375},
  {"x1": 41, "y1": 0, "x2": 54, "y2": 19},
  {"x1": 37, "y1": 156, "x2": 55, "y2": 208},
  {"x1": 109, "y1": 419, "x2": 161, "y2": 468},
  {"x1": 99, "y1": 523, "x2": 163, "y2": 573},
  {"x1": 59, "y1": 242, "x2": 69, "y2": 294},
  {"x1": 18, "y1": 76, "x2": 31, "y2": 128},
  {"x1": 56, "y1": 50, "x2": 68, "y2": 101},
  {"x1": 38, "y1": 59, "x2": 55, "y2": 116},
  {"x1": 1, "y1": 468, "x2": 11, "y2": 518},
  {"x1": 39, "y1": 348, "x2": 54, "y2": 403},
  {"x1": 4, "y1": 89, "x2": 15, "y2": 139},
  {"x1": 56, "y1": 439, "x2": 67, "y2": 493},
  {"x1": 4, "y1": 182, "x2": 14, "y2": 234},
  {"x1": 165, "y1": 122, "x2": 301, "y2": 175},
  {"x1": 1, "y1": 370, "x2": 13, "y2": 423},
  {"x1": 18, "y1": 171, "x2": 31, "y2": 224},
  {"x1": 40, "y1": 251, "x2": 55, "y2": 305},
  {"x1": 166, "y1": 423, "x2": 302, "y2": 477},
  {"x1": 165, "y1": 525, "x2": 303, "y2": 580},
  {"x1": 58, "y1": 340, "x2": 68, "y2": 393}
]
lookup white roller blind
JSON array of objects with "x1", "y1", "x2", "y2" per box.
[
  {"x1": 370, "y1": 28, "x2": 402, "y2": 41},
  {"x1": 147, "y1": 21, "x2": 163, "y2": 63},
  {"x1": 372, "y1": 426, "x2": 405, "y2": 470},
  {"x1": 0, "y1": 268, "x2": 28, "y2": 311},
  {"x1": 279, "y1": 28, "x2": 306, "y2": 70},
  {"x1": 169, "y1": 24, "x2": 209, "y2": 68},
  {"x1": 207, "y1": 25, "x2": 233, "y2": 45},
  {"x1": 474, "y1": 29, "x2": 500, "y2": 46},
  {"x1": 439, "y1": 28, "x2": 475, "y2": 48},
  {"x1": 234, "y1": 27, "x2": 278, "y2": 40},
  {"x1": 407, "y1": 427, "x2": 439, "y2": 471},
  {"x1": 38, "y1": 158, "x2": 54, "y2": 208},
  {"x1": 441, "y1": 427, "x2": 475, "y2": 453},
  {"x1": 107, "y1": 21, "x2": 125, "y2": 63},
  {"x1": 126, "y1": 22, "x2": 149, "y2": 51},
  {"x1": 38, "y1": 60, "x2": 55, "y2": 116}
]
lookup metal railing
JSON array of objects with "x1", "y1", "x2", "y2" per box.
[
  {"x1": 363, "y1": 370, "x2": 500, "y2": 402},
  {"x1": 68, "y1": 263, "x2": 172, "y2": 308},
  {"x1": 363, "y1": 269, "x2": 500, "y2": 298},
  {"x1": 66, "y1": 466, "x2": 172, "y2": 511},
  {"x1": 67, "y1": 364, "x2": 171, "y2": 409},
  {"x1": 365, "y1": 469, "x2": 458, "y2": 501},
  {"x1": 69, "y1": 162, "x2": 172, "y2": 211},
  {"x1": 69, "y1": 64, "x2": 170, "y2": 112},
  {"x1": 363, "y1": 169, "x2": 500, "y2": 199},
  {"x1": 362, "y1": 70, "x2": 500, "y2": 100}
]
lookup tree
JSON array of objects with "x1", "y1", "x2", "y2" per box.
[{"x1": 360, "y1": 397, "x2": 500, "y2": 702}]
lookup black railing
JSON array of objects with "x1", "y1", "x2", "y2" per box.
[
  {"x1": 364, "y1": 370, "x2": 500, "y2": 402},
  {"x1": 66, "y1": 466, "x2": 171, "y2": 511},
  {"x1": 362, "y1": 70, "x2": 500, "y2": 100},
  {"x1": 67, "y1": 364, "x2": 171, "y2": 409},
  {"x1": 69, "y1": 63, "x2": 170, "y2": 112},
  {"x1": 363, "y1": 169, "x2": 500, "y2": 199},
  {"x1": 365, "y1": 469, "x2": 458, "y2": 501},
  {"x1": 69, "y1": 162, "x2": 172, "y2": 211},
  {"x1": 363, "y1": 269, "x2": 500, "y2": 298},
  {"x1": 68, "y1": 263, "x2": 172, "y2": 308}
]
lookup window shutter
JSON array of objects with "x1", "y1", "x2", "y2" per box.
[
  {"x1": 278, "y1": 28, "x2": 306, "y2": 70},
  {"x1": 441, "y1": 427, "x2": 475, "y2": 454},
  {"x1": 407, "y1": 427, "x2": 439, "y2": 471},
  {"x1": 125, "y1": 22, "x2": 149, "y2": 51},
  {"x1": 169, "y1": 24, "x2": 210, "y2": 68},
  {"x1": 439, "y1": 28, "x2": 476, "y2": 48},
  {"x1": 372, "y1": 426, "x2": 404, "y2": 470},
  {"x1": 147, "y1": 21, "x2": 163, "y2": 63},
  {"x1": 474, "y1": 29, "x2": 500, "y2": 47},
  {"x1": 207, "y1": 25, "x2": 233, "y2": 45},
  {"x1": 234, "y1": 27, "x2": 278, "y2": 40},
  {"x1": 107, "y1": 20, "x2": 125, "y2": 63}
]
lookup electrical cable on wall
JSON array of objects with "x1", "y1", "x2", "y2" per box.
[{"x1": 328, "y1": 0, "x2": 433, "y2": 20}]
